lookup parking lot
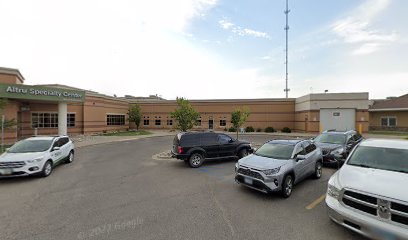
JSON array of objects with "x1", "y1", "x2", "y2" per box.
[{"x1": 0, "y1": 135, "x2": 365, "y2": 240}]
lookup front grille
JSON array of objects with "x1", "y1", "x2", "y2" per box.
[
  {"x1": 237, "y1": 167, "x2": 264, "y2": 181},
  {"x1": 342, "y1": 190, "x2": 408, "y2": 226},
  {"x1": 0, "y1": 161, "x2": 26, "y2": 169}
]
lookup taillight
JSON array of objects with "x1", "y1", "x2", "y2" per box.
[{"x1": 178, "y1": 146, "x2": 183, "y2": 154}]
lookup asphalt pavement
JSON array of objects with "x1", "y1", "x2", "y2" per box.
[{"x1": 0, "y1": 135, "x2": 365, "y2": 240}]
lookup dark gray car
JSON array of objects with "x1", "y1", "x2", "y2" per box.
[{"x1": 313, "y1": 130, "x2": 363, "y2": 167}]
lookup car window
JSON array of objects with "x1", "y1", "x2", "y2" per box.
[
  {"x1": 8, "y1": 139, "x2": 53, "y2": 153},
  {"x1": 314, "y1": 133, "x2": 346, "y2": 145},
  {"x1": 201, "y1": 133, "x2": 217, "y2": 145},
  {"x1": 347, "y1": 146, "x2": 408, "y2": 173},
  {"x1": 293, "y1": 144, "x2": 306, "y2": 157},
  {"x1": 304, "y1": 142, "x2": 316, "y2": 154},
  {"x1": 218, "y1": 134, "x2": 232, "y2": 144},
  {"x1": 60, "y1": 137, "x2": 69, "y2": 146},
  {"x1": 254, "y1": 143, "x2": 295, "y2": 160},
  {"x1": 180, "y1": 135, "x2": 200, "y2": 146},
  {"x1": 52, "y1": 139, "x2": 60, "y2": 148}
]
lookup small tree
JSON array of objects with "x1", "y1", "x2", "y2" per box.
[
  {"x1": 128, "y1": 104, "x2": 142, "y2": 130},
  {"x1": 170, "y1": 97, "x2": 200, "y2": 132},
  {"x1": 0, "y1": 98, "x2": 16, "y2": 129},
  {"x1": 231, "y1": 107, "x2": 250, "y2": 139}
]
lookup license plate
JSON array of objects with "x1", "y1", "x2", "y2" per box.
[
  {"x1": 0, "y1": 169, "x2": 13, "y2": 175},
  {"x1": 244, "y1": 177, "x2": 253, "y2": 185}
]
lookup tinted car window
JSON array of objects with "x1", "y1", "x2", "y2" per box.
[
  {"x1": 304, "y1": 142, "x2": 316, "y2": 154},
  {"x1": 8, "y1": 139, "x2": 53, "y2": 153},
  {"x1": 293, "y1": 144, "x2": 306, "y2": 156},
  {"x1": 315, "y1": 134, "x2": 346, "y2": 145},
  {"x1": 218, "y1": 134, "x2": 232, "y2": 144},
  {"x1": 200, "y1": 133, "x2": 217, "y2": 146},
  {"x1": 60, "y1": 137, "x2": 69, "y2": 146},
  {"x1": 180, "y1": 135, "x2": 200, "y2": 146},
  {"x1": 347, "y1": 146, "x2": 408, "y2": 173}
]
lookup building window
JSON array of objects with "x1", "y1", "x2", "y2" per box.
[
  {"x1": 107, "y1": 114, "x2": 125, "y2": 126},
  {"x1": 144, "y1": 119, "x2": 150, "y2": 126},
  {"x1": 31, "y1": 113, "x2": 75, "y2": 128},
  {"x1": 197, "y1": 119, "x2": 201, "y2": 126},
  {"x1": 155, "y1": 119, "x2": 161, "y2": 126},
  {"x1": 167, "y1": 119, "x2": 173, "y2": 126},
  {"x1": 381, "y1": 117, "x2": 397, "y2": 127},
  {"x1": 67, "y1": 113, "x2": 75, "y2": 127},
  {"x1": 220, "y1": 120, "x2": 226, "y2": 127}
]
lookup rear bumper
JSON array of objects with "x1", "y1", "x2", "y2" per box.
[
  {"x1": 326, "y1": 195, "x2": 408, "y2": 240},
  {"x1": 170, "y1": 150, "x2": 189, "y2": 160}
]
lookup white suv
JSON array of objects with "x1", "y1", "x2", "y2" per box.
[
  {"x1": 0, "y1": 136, "x2": 75, "y2": 178},
  {"x1": 326, "y1": 139, "x2": 408, "y2": 239}
]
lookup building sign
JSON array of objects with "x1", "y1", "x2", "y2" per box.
[
  {"x1": 333, "y1": 112, "x2": 341, "y2": 117},
  {"x1": 0, "y1": 83, "x2": 85, "y2": 102}
]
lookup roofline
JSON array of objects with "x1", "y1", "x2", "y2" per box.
[
  {"x1": 369, "y1": 108, "x2": 408, "y2": 112},
  {"x1": 0, "y1": 67, "x2": 25, "y2": 82},
  {"x1": 130, "y1": 98, "x2": 296, "y2": 104}
]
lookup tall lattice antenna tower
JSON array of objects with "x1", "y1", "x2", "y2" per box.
[{"x1": 284, "y1": 0, "x2": 290, "y2": 98}]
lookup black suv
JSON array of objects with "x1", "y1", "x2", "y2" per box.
[
  {"x1": 313, "y1": 130, "x2": 363, "y2": 166},
  {"x1": 171, "y1": 132, "x2": 253, "y2": 168}
]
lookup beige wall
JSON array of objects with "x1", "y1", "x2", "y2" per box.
[
  {"x1": 136, "y1": 100, "x2": 296, "y2": 131},
  {"x1": 369, "y1": 111, "x2": 408, "y2": 131}
]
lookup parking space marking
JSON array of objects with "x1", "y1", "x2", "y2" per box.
[{"x1": 306, "y1": 194, "x2": 326, "y2": 210}]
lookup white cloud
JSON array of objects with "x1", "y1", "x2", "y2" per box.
[
  {"x1": 331, "y1": 0, "x2": 397, "y2": 55},
  {"x1": 218, "y1": 19, "x2": 271, "y2": 39}
]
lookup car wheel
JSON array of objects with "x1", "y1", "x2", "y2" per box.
[
  {"x1": 238, "y1": 149, "x2": 248, "y2": 159},
  {"x1": 41, "y1": 160, "x2": 53, "y2": 177},
  {"x1": 281, "y1": 175, "x2": 293, "y2": 198},
  {"x1": 313, "y1": 162, "x2": 323, "y2": 179},
  {"x1": 65, "y1": 151, "x2": 74, "y2": 164},
  {"x1": 189, "y1": 153, "x2": 204, "y2": 168}
]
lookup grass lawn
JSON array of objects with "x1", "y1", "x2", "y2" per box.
[
  {"x1": 369, "y1": 131, "x2": 408, "y2": 136},
  {"x1": 101, "y1": 130, "x2": 152, "y2": 137}
]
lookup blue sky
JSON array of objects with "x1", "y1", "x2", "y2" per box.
[{"x1": 0, "y1": 0, "x2": 407, "y2": 99}]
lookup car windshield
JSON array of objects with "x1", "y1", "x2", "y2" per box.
[
  {"x1": 347, "y1": 146, "x2": 408, "y2": 174},
  {"x1": 314, "y1": 134, "x2": 346, "y2": 145},
  {"x1": 8, "y1": 139, "x2": 53, "y2": 153},
  {"x1": 254, "y1": 143, "x2": 294, "y2": 160}
]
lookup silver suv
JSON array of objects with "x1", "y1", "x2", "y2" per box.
[
  {"x1": 235, "y1": 139, "x2": 323, "y2": 198},
  {"x1": 326, "y1": 139, "x2": 408, "y2": 239}
]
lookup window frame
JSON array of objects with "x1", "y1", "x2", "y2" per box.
[
  {"x1": 106, "y1": 114, "x2": 126, "y2": 126},
  {"x1": 31, "y1": 112, "x2": 76, "y2": 128},
  {"x1": 219, "y1": 119, "x2": 226, "y2": 127},
  {"x1": 380, "y1": 116, "x2": 397, "y2": 127}
]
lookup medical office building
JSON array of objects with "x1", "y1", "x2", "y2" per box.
[{"x1": 0, "y1": 67, "x2": 387, "y2": 144}]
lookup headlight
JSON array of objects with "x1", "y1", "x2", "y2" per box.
[
  {"x1": 262, "y1": 167, "x2": 281, "y2": 176},
  {"x1": 327, "y1": 184, "x2": 341, "y2": 199},
  {"x1": 332, "y1": 147, "x2": 344, "y2": 155},
  {"x1": 26, "y1": 157, "x2": 43, "y2": 163}
]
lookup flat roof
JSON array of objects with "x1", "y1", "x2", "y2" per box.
[{"x1": 0, "y1": 67, "x2": 25, "y2": 82}]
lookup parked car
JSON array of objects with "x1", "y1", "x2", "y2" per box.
[
  {"x1": 235, "y1": 139, "x2": 323, "y2": 198},
  {"x1": 171, "y1": 132, "x2": 253, "y2": 168},
  {"x1": 313, "y1": 130, "x2": 363, "y2": 167},
  {"x1": 326, "y1": 139, "x2": 408, "y2": 239},
  {"x1": 0, "y1": 136, "x2": 75, "y2": 178}
]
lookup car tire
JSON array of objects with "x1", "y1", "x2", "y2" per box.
[
  {"x1": 313, "y1": 162, "x2": 323, "y2": 179},
  {"x1": 65, "y1": 151, "x2": 74, "y2": 164},
  {"x1": 238, "y1": 149, "x2": 248, "y2": 159},
  {"x1": 281, "y1": 175, "x2": 293, "y2": 198},
  {"x1": 41, "y1": 160, "x2": 53, "y2": 177},
  {"x1": 188, "y1": 153, "x2": 204, "y2": 168}
]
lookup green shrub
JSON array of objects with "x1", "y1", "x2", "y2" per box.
[
  {"x1": 245, "y1": 126, "x2": 255, "y2": 132},
  {"x1": 256, "y1": 128, "x2": 262, "y2": 132},
  {"x1": 282, "y1": 127, "x2": 292, "y2": 133},
  {"x1": 228, "y1": 127, "x2": 236, "y2": 132},
  {"x1": 265, "y1": 127, "x2": 275, "y2": 133}
]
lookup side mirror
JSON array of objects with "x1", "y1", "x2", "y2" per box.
[
  {"x1": 52, "y1": 146, "x2": 61, "y2": 151},
  {"x1": 296, "y1": 155, "x2": 306, "y2": 161},
  {"x1": 229, "y1": 139, "x2": 234, "y2": 143}
]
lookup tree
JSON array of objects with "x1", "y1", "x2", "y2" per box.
[
  {"x1": 128, "y1": 104, "x2": 142, "y2": 130},
  {"x1": 170, "y1": 98, "x2": 200, "y2": 132},
  {"x1": 0, "y1": 98, "x2": 16, "y2": 129},
  {"x1": 231, "y1": 107, "x2": 250, "y2": 139}
]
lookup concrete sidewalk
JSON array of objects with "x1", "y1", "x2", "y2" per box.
[{"x1": 71, "y1": 130, "x2": 175, "y2": 148}]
